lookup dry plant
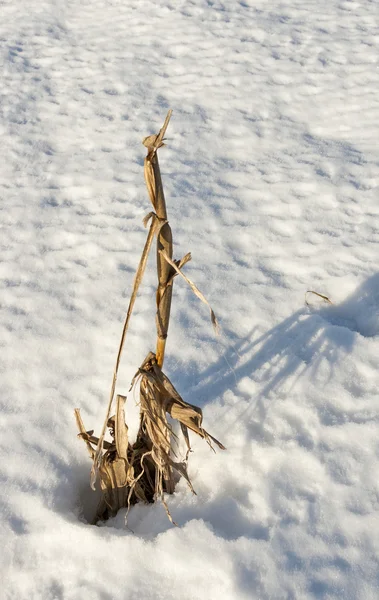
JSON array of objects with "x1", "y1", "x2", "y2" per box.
[
  {"x1": 75, "y1": 111, "x2": 225, "y2": 525},
  {"x1": 305, "y1": 291, "x2": 333, "y2": 306}
]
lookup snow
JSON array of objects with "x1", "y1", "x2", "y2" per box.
[{"x1": 1, "y1": 0, "x2": 379, "y2": 598}]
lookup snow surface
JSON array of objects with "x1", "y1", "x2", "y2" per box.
[{"x1": 2, "y1": 0, "x2": 379, "y2": 598}]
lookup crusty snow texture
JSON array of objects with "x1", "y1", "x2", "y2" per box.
[{"x1": 1, "y1": 0, "x2": 379, "y2": 599}]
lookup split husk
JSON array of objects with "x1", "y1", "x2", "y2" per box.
[{"x1": 75, "y1": 111, "x2": 224, "y2": 525}]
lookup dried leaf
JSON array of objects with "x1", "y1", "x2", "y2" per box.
[
  {"x1": 177, "y1": 252, "x2": 192, "y2": 270},
  {"x1": 92, "y1": 214, "x2": 163, "y2": 487},
  {"x1": 305, "y1": 290, "x2": 333, "y2": 306},
  {"x1": 144, "y1": 157, "x2": 156, "y2": 208},
  {"x1": 159, "y1": 248, "x2": 219, "y2": 334},
  {"x1": 143, "y1": 110, "x2": 173, "y2": 154},
  {"x1": 74, "y1": 409, "x2": 95, "y2": 459},
  {"x1": 115, "y1": 395, "x2": 129, "y2": 460}
]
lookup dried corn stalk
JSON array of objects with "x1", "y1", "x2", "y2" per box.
[{"x1": 75, "y1": 111, "x2": 224, "y2": 525}]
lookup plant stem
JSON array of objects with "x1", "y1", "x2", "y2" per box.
[{"x1": 143, "y1": 112, "x2": 174, "y2": 368}]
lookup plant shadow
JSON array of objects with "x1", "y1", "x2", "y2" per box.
[
  {"x1": 49, "y1": 274, "x2": 379, "y2": 537},
  {"x1": 176, "y1": 274, "x2": 379, "y2": 428}
]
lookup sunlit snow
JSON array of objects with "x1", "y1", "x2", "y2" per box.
[{"x1": 1, "y1": 1, "x2": 379, "y2": 599}]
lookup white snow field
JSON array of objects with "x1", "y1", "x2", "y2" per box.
[{"x1": 1, "y1": 0, "x2": 379, "y2": 598}]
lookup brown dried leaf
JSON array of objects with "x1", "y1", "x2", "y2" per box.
[
  {"x1": 305, "y1": 290, "x2": 333, "y2": 306},
  {"x1": 159, "y1": 248, "x2": 219, "y2": 334},
  {"x1": 92, "y1": 215, "x2": 162, "y2": 488},
  {"x1": 115, "y1": 395, "x2": 129, "y2": 460},
  {"x1": 74, "y1": 409, "x2": 95, "y2": 459}
]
